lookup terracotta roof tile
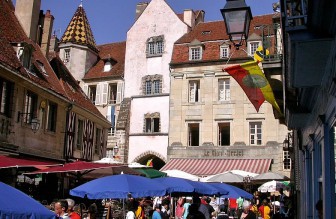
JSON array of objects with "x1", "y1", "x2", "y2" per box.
[
  {"x1": 172, "y1": 14, "x2": 275, "y2": 64},
  {"x1": 84, "y1": 41, "x2": 126, "y2": 80}
]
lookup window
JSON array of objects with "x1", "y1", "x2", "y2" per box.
[
  {"x1": 0, "y1": 78, "x2": 13, "y2": 117},
  {"x1": 218, "y1": 123, "x2": 230, "y2": 146},
  {"x1": 104, "y1": 60, "x2": 112, "y2": 72},
  {"x1": 144, "y1": 113, "x2": 160, "y2": 133},
  {"x1": 95, "y1": 128, "x2": 101, "y2": 154},
  {"x1": 88, "y1": 85, "x2": 97, "y2": 104},
  {"x1": 283, "y1": 151, "x2": 292, "y2": 170},
  {"x1": 24, "y1": 91, "x2": 38, "y2": 124},
  {"x1": 188, "y1": 123, "x2": 199, "y2": 146},
  {"x1": 76, "y1": 119, "x2": 83, "y2": 150},
  {"x1": 220, "y1": 46, "x2": 230, "y2": 58},
  {"x1": 108, "y1": 83, "x2": 118, "y2": 104},
  {"x1": 47, "y1": 101, "x2": 57, "y2": 132},
  {"x1": 248, "y1": 41, "x2": 260, "y2": 56},
  {"x1": 146, "y1": 35, "x2": 164, "y2": 57},
  {"x1": 218, "y1": 79, "x2": 230, "y2": 101},
  {"x1": 189, "y1": 80, "x2": 200, "y2": 103},
  {"x1": 189, "y1": 47, "x2": 202, "y2": 60},
  {"x1": 142, "y1": 75, "x2": 162, "y2": 95},
  {"x1": 250, "y1": 122, "x2": 262, "y2": 145},
  {"x1": 64, "y1": 49, "x2": 71, "y2": 63}
]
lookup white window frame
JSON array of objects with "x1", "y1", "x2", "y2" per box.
[
  {"x1": 144, "y1": 117, "x2": 160, "y2": 133},
  {"x1": 189, "y1": 46, "x2": 202, "y2": 60},
  {"x1": 248, "y1": 41, "x2": 260, "y2": 56},
  {"x1": 220, "y1": 46, "x2": 230, "y2": 58},
  {"x1": 283, "y1": 150, "x2": 292, "y2": 170},
  {"x1": 189, "y1": 80, "x2": 200, "y2": 103},
  {"x1": 249, "y1": 122, "x2": 262, "y2": 145},
  {"x1": 218, "y1": 79, "x2": 230, "y2": 101},
  {"x1": 64, "y1": 49, "x2": 71, "y2": 63}
]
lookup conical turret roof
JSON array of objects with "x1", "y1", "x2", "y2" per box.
[{"x1": 60, "y1": 3, "x2": 98, "y2": 52}]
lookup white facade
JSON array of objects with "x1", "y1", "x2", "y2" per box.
[{"x1": 124, "y1": 0, "x2": 190, "y2": 163}]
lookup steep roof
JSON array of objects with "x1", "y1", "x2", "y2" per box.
[
  {"x1": 171, "y1": 14, "x2": 276, "y2": 64},
  {"x1": 84, "y1": 41, "x2": 126, "y2": 80},
  {"x1": 0, "y1": 0, "x2": 107, "y2": 123},
  {"x1": 60, "y1": 3, "x2": 98, "y2": 53}
]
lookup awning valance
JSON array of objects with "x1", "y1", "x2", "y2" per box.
[
  {"x1": 160, "y1": 158, "x2": 272, "y2": 176},
  {"x1": 0, "y1": 155, "x2": 60, "y2": 169}
]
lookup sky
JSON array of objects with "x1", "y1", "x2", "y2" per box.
[{"x1": 14, "y1": 0, "x2": 276, "y2": 45}]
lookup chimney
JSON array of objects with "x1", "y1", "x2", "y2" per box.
[
  {"x1": 15, "y1": 0, "x2": 41, "y2": 42},
  {"x1": 135, "y1": 2, "x2": 149, "y2": 21},
  {"x1": 40, "y1": 10, "x2": 54, "y2": 57},
  {"x1": 183, "y1": 9, "x2": 195, "y2": 28}
]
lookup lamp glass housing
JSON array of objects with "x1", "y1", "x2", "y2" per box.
[{"x1": 221, "y1": 0, "x2": 252, "y2": 46}]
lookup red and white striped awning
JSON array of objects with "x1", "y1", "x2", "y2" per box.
[{"x1": 160, "y1": 158, "x2": 272, "y2": 176}]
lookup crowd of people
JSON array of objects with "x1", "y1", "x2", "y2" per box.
[{"x1": 43, "y1": 188, "x2": 294, "y2": 219}]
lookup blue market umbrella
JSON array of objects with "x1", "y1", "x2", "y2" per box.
[
  {"x1": 153, "y1": 177, "x2": 228, "y2": 196},
  {"x1": 210, "y1": 182, "x2": 253, "y2": 199},
  {"x1": 70, "y1": 174, "x2": 167, "y2": 199},
  {"x1": 0, "y1": 182, "x2": 56, "y2": 219}
]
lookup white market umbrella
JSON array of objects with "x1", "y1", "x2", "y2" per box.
[
  {"x1": 128, "y1": 162, "x2": 149, "y2": 168},
  {"x1": 253, "y1": 171, "x2": 289, "y2": 181},
  {"x1": 258, "y1": 180, "x2": 290, "y2": 193},
  {"x1": 230, "y1": 170, "x2": 259, "y2": 178},
  {"x1": 202, "y1": 171, "x2": 244, "y2": 183},
  {"x1": 94, "y1": 157, "x2": 123, "y2": 164},
  {"x1": 162, "y1": 169, "x2": 200, "y2": 181}
]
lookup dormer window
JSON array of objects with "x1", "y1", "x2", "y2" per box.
[
  {"x1": 189, "y1": 47, "x2": 202, "y2": 60},
  {"x1": 104, "y1": 60, "x2": 112, "y2": 72},
  {"x1": 220, "y1": 44, "x2": 230, "y2": 59},
  {"x1": 189, "y1": 39, "x2": 203, "y2": 61},
  {"x1": 247, "y1": 33, "x2": 262, "y2": 56},
  {"x1": 64, "y1": 49, "x2": 71, "y2": 63},
  {"x1": 16, "y1": 44, "x2": 33, "y2": 70},
  {"x1": 146, "y1": 35, "x2": 164, "y2": 57},
  {"x1": 36, "y1": 60, "x2": 47, "y2": 75}
]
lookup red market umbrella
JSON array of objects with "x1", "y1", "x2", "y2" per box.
[
  {"x1": 0, "y1": 155, "x2": 60, "y2": 169},
  {"x1": 24, "y1": 160, "x2": 124, "y2": 178}
]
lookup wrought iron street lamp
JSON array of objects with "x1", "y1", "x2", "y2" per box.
[{"x1": 221, "y1": 0, "x2": 252, "y2": 49}]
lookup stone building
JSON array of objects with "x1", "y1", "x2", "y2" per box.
[
  {"x1": 123, "y1": 0, "x2": 204, "y2": 167},
  {"x1": 0, "y1": 0, "x2": 110, "y2": 196},
  {"x1": 162, "y1": 14, "x2": 289, "y2": 177}
]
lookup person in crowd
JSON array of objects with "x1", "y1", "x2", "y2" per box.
[
  {"x1": 228, "y1": 198, "x2": 237, "y2": 217},
  {"x1": 136, "y1": 198, "x2": 146, "y2": 219},
  {"x1": 187, "y1": 201, "x2": 206, "y2": 219},
  {"x1": 223, "y1": 198, "x2": 229, "y2": 214},
  {"x1": 86, "y1": 203, "x2": 97, "y2": 219},
  {"x1": 315, "y1": 200, "x2": 323, "y2": 219},
  {"x1": 55, "y1": 200, "x2": 70, "y2": 219},
  {"x1": 216, "y1": 205, "x2": 229, "y2": 219},
  {"x1": 236, "y1": 196, "x2": 244, "y2": 218},
  {"x1": 66, "y1": 198, "x2": 81, "y2": 219},
  {"x1": 193, "y1": 196, "x2": 209, "y2": 219},
  {"x1": 182, "y1": 197, "x2": 192, "y2": 219},
  {"x1": 209, "y1": 197, "x2": 218, "y2": 214},
  {"x1": 160, "y1": 198, "x2": 170, "y2": 219},
  {"x1": 126, "y1": 198, "x2": 137, "y2": 219},
  {"x1": 278, "y1": 188, "x2": 287, "y2": 217},
  {"x1": 153, "y1": 197, "x2": 162, "y2": 210},
  {"x1": 203, "y1": 196, "x2": 215, "y2": 218},
  {"x1": 249, "y1": 199, "x2": 259, "y2": 217},
  {"x1": 152, "y1": 204, "x2": 162, "y2": 219},
  {"x1": 175, "y1": 197, "x2": 185, "y2": 219},
  {"x1": 239, "y1": 200, "x2": 256, "y2": 219},
  {"x1": 258, "y1": 199, "x2": 271, "y2": 219}
]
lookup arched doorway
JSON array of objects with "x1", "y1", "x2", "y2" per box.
[{"x1": 133, "y1": 151, "x2": 166, "y2": 170}]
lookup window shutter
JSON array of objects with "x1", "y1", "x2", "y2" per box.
[
  {"x1": 116, "y1": 82, "x2": 123, "y2": 103},
  {"x1": 83, "y1": 84, "x2": 88, "y2": 96},
  {"x1": 96, "y1": 83, "x2": 101, "y2": 105},
  {"x1": 189, "y1": 82, "x2": 196, "y2": 102},
  {"x1": 101, "y1": 83, "x2": 108, "y2": 104}
]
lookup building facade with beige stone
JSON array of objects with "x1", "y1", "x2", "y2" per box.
[{"x1": 163, "y1": 14, "x2": 290, "y2": 177}]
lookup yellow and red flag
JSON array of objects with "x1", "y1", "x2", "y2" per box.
[
  {"x1": 224, "y1": 61, "x2": 281, "y2": 113},
  {"x1": 146, "y1": 159, "x2": 153, "y2": 167}
]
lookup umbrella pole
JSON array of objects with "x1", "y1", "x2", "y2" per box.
[{"x1": 123, "y1": 199, "x2": 125, "y2": 219}]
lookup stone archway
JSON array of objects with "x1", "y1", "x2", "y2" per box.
[{"x1": 132, "y1": 150, "x2": 167, "y2": 170}]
